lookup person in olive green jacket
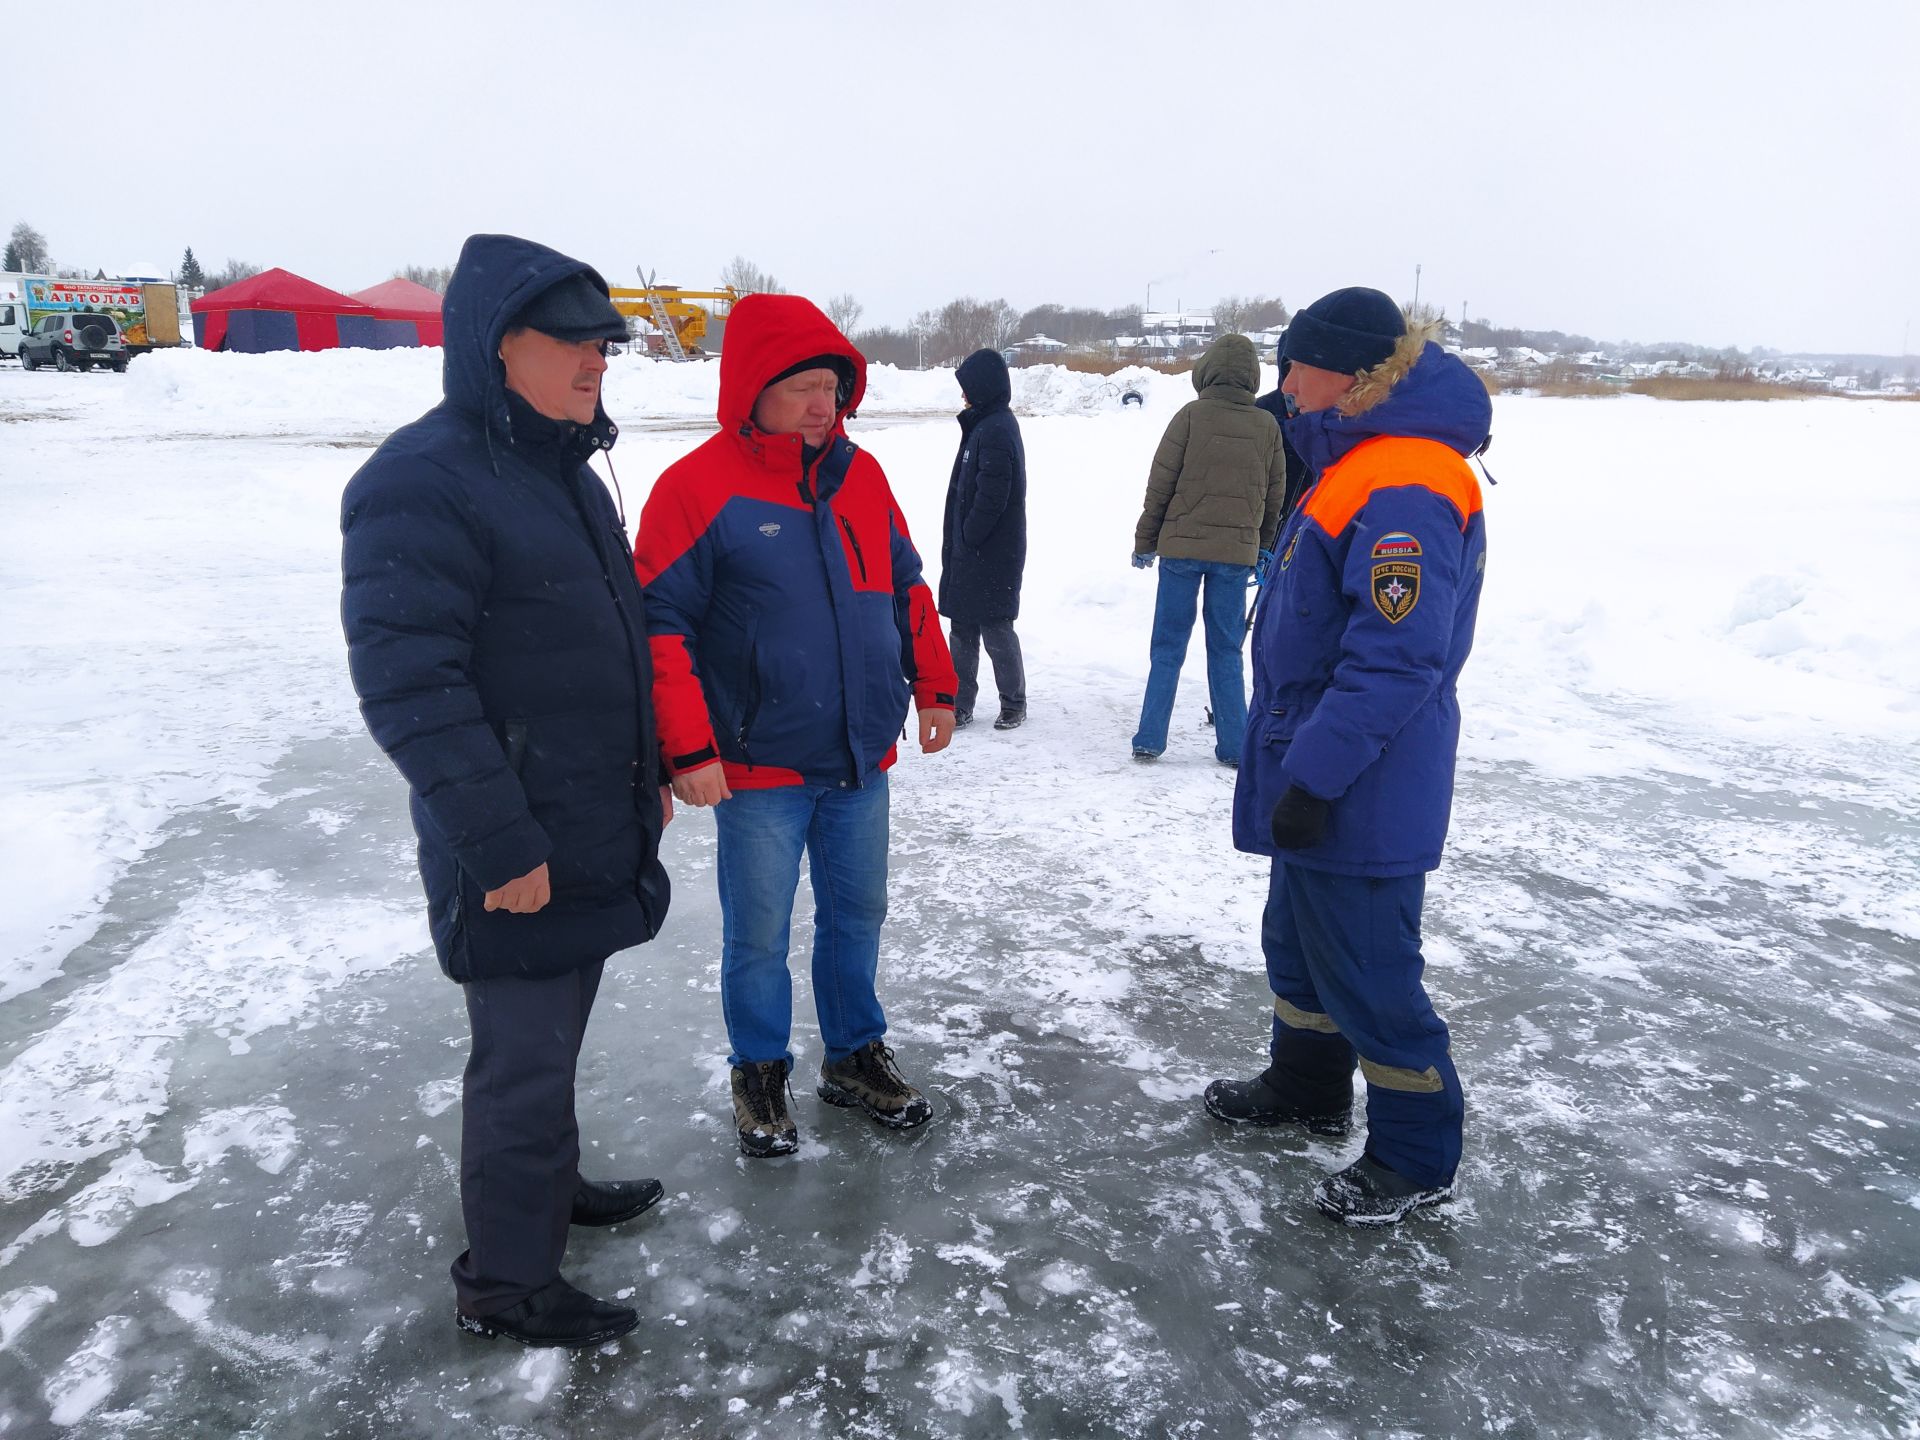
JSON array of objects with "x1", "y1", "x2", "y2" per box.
[{"x1": 1130, "y1": 332, "x2": 1289, "y2": 765}]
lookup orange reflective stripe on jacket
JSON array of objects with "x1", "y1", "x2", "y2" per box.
[{"x1": 1302, "y1": 435, "x2": 1483, "y2": 538}]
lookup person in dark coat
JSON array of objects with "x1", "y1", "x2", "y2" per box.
[
  {"x1": 939, "y1": 348, "x2": 1029, "y2": 729},
  {"x1": 340, "y1": 233, "x2": 672, "y2": 1348}
]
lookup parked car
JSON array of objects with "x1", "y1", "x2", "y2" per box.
[{"x1": 19, "y1": 311, "x2": 128, "y2": 373}]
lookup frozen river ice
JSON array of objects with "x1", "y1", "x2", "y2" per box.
[{"x1": 1, "y1": 353, "x2": 1917, "y2": 1437}]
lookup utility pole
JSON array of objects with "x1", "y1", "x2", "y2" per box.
[{"x1": 1412, "y1": 264, "x2": 1422, "y2": 313}]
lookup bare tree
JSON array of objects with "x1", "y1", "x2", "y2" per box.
[
  {"x1": 1213, "y1": 294, "x2": 1251, "y2": 335},
  {"x1": 719, "y1": 255, "x2": 785, "y2": 295},
  {"x1": 396, "y1": 263, "x2": 454, "y2": 293},
  {"x1": 8, "y1": 221, "x2": 50, "y2": 272},
  {"x1": 1242, "y1": 294, "x2": 1292, "y2": 332},
  {"x1": 825, "y1": 292, "x2": 863, "y2": 335},
  {"x1": 204, "y1": 259, "x2": 264, "y2": 290}
]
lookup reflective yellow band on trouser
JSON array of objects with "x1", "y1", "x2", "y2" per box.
[
  {"x1": 1273, "y1": 995, "x2": 1341, "y2": 1035},
  {"x1": 1358, "y1": 1056, "x2": 1445, "y2": 1094}
]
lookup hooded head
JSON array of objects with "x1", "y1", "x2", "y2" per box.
[
  {"x1": 441, "y1": 233, "x2": 619, "y2": 447},
  {"x1": 956, "y1": 348, "x2": 1012, "y2": 411},
  {"x1": 718, "y1": 294, "x2": 866, "y2": 438},
  {"x1": 1193, "y1": 332, "x2": 1260, "y2": 396}
]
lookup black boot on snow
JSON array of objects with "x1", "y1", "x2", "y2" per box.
[
  {"x1": 456, "y1": 1278, "x2": 638, "y2": 1348},
  {"x1": 571, "y1": 1177, "x2": 665, "y2": 1227},
  {"x1": 1202, "y1": 1069, "x2": 1350, "y2": 1136},
  {"x1": 1312, "y1": 1153, "x2": 1453, "y2": 1227}
]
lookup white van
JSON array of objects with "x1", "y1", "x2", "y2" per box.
[{"x1": 0, "y1": 274, "x2": 30, "y2": 360}]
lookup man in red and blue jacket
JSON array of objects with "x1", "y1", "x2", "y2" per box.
[
  {"x1": 633, "y1": 294, "x2": 957, "y2": 1158},
  {"x1": 1205, "y1": 287, "x2": 1492, "y2": 1226}
]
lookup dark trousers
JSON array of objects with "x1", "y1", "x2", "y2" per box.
[
  {"x1": 950, "y1": 618, "x2": 1025, "y2": 716},
  {"x1": 451, "y1": 957, "x2": 604, "y2": 1316},
  {"x1": 1261, "y1": 862, "x2": 1463, "y2": 1187}
]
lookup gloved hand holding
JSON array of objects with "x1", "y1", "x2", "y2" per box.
[
  {"x1": 1131, "y1": 553, "x2": 1154, "y2": 570},
  {"x1": 1254, "y1": 548, "x2": 1275, "y2": 585},
  {"x1": 1269, "y1": 785, "x2": 1331, "y2": 849}
]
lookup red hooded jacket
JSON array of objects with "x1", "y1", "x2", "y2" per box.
[{"x1": 633, "y1": 295, "x2": 956, "y2": 790}]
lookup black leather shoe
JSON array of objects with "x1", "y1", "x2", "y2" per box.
[
  {"x1": 456, "y1": 1278, "x2": 638, "y2": 1348},
  {"x1": 571, "y1": 1178, "x2": 665, "y2": 1227}
]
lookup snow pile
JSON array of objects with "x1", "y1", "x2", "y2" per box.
[{"x1": 111, "y1": 346, "x2": 1191, "y2": 437}]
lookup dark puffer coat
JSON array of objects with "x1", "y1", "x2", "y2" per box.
[
  {"x1": 340, "y1": 233, "x2": 670, "y2": 982},
  {"x1": 938, "y1": 349, "x2": 1027, "y2": 623}
]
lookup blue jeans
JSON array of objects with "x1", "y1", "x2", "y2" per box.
[
  {"x1": 713, "y1": 775, "x2": 891, "y2": 1067},
  {"x1": 1262, "y1": 862, "x2": 1463, "y2": 1187},
  {"x1": 1132, "y1": 557, "x2": 1250, "y2": 762}
]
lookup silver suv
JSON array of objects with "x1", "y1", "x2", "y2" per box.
[{"x1": 19, "y1": 311, "x2": 128, "y2": 373}]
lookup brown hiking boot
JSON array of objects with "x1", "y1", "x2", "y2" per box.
[
  {"x1": 732, "y1": 1060, "x2": 798, "y2": 1157},
  {"x1": 818, "y1": 1041, "x2": 933, "y2": 1130}
]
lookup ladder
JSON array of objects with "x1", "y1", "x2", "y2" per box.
[{"x1": 637, "y1": 268, "x2": 687, "y2": 361}]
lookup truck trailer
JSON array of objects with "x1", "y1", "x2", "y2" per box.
[{"x1": 0, "y1": 274, "x2": 183, "y2": 360}]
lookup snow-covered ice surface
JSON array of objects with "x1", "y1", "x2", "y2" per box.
[{"x1": 1, "y1": 349, "x2": 1916, "y2": 1437}]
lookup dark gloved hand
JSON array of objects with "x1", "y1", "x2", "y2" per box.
[
  {"x1": 1131, "y1": 553, "x2": 1154, "y2": 570},
  {"x1": 1254, "y1": 548, "x2": 1275, "y2": 585},
  {"x1": 1270, "y1": 785, "x2": 1331, "y2": 849}
]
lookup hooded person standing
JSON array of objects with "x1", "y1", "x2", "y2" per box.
[
  {"x1": 1205, "y1": 287, "x2": 1493, "y2": 1227},
  {"x1": 1130, "y1": 332, "x2": 1289, "y2": 765},
  {"x1": 340, "y1": 234, "x2": 672, "y2": 1348},
  {"x1": 633, "y1": 294, "x2": 958, "y2": 1159},
  {"x1": 939, "y1": 348, "x2": 1028, "y2": 730}
]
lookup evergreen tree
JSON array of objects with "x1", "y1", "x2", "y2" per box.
[
  {"x1": 178, "y1": 247, "x2": 205, "y2": 288},
  {"x1": 2, "y1": 240, "x2": 19, "y2": 272}
]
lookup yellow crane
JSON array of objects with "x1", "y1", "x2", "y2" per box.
[{"x1": 608, "y1": 268, "x2": 741, "y2": 360}]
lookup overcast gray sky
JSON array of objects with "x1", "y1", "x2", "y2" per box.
[{"x1": 22, "y1": 0, "x2": 1917, "y2": 354}]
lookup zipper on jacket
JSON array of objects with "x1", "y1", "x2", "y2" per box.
[{"x1": 837, "y1": 513, "x2": 869, "y2": 583}]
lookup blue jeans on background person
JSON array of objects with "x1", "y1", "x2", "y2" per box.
[
  {"x1": 1132, "y1": 557, "x2": 1250, "y2": 763},
  {"x1": 713, "y1": 775, "x2": 891, "y2": 1068}
]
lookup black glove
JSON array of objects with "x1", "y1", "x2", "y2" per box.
[{"x1": 1269, "y1": 785, "x2": 1331, "y2": 849}]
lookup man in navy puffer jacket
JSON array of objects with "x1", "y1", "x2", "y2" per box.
[
  {"x1": 342, "y1": 234, "x2": 672, "y2": 1346},
  {"x1": 1204, "y1": 287, "x2": 1492, "y2": 1227}
]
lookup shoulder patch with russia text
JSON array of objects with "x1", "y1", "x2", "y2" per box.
[{"x1": 1372, "y1": 532, "x2": 1422, "y2": 559}]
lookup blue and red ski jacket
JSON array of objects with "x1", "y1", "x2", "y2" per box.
[
  {"x1": 633, "y1": 295, "x2": 956, "y2": 790},
  {"x1": 1233, "y1": 339, "x2": 1492, "y2": 876}
]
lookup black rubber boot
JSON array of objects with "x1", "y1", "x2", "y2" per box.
[
  {"x1": 456, "y1": 1278, "x2": 639, "y2": 1348},
  {"x1": 1313, "y1": 1153, "x2": 1454, "y2": 1226},
  {"x1": 1202, "y1": 1066, "x2": 1351, "y2": 1136},
  {"x1": 570, "y1": 1178, "x2": 665, "y2": 1227}
]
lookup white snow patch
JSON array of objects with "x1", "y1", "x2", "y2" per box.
[
  {"x1": 181, "y1": 1105, "x2": 298, "y2": 1175},
  {"x1": 43, "y1": 1314, "x2": 132, "y2": 1426},
  {"x1": 0, "y1": 1286, "x2": 56, "y2": 1351}
]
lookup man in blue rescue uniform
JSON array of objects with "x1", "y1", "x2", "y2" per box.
[{"x1": 1205, "y1": 287, "x2": 1492, "y2": 1225}]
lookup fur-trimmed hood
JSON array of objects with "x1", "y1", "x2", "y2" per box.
[{"x1": 1284, "y1": 314, "x2": 1491, "y2": 477}]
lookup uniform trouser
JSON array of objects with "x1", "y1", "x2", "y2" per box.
[
  {"x1": 714, "y1": 775, "x2": 890, "y2": 1068},
  {"x1": 451, "y1": 957, "x2": 604, "y2": 1316},
  {"x1": 949, "y1": 618, "x2": 1026, "y2": 716},
  {"x1": 1262, "y1": 861, "x2": 1463, "y2": 1187}
]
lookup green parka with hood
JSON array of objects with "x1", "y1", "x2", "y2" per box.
[{"x1": 1133, "y1": 333, "x2": 1288, "y2": 566}]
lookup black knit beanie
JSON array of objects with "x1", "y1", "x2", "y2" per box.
[
  {"x1": 1282, "y1": 288, "x2": 1406, "y2": 374},
  {"x1": 766, "y1": 352, "x2": 856, "y2": 410}
]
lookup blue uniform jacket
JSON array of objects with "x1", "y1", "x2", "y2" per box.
[{"x1": 1233, "y1": 342, "x2": 1492, "y2": 876}]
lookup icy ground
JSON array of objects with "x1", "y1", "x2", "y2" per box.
[{"x1": 1, "y1": 350, "x2": 1917, "y2": 1438}]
